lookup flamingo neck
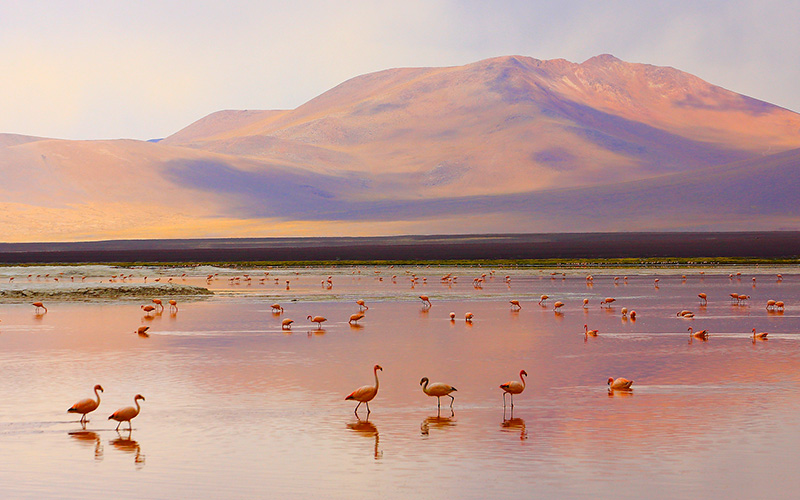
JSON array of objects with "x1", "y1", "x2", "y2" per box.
[
  {"x1": 520, "y1": 373, "x2": 526, "y2": 388},
  {"x1": 134, "y1": 398, "x2": 141, "y2": 415},
  {"x1": 374, "y1": 368, "x2": 380, "y2": 389},
  {"x1": 94, "y1": 388, "x2": 102, "y2": 404},
  {"x1": 421, "y1": 379, "x2": 429, "y2": 393}
]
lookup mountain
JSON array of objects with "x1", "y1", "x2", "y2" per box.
[{"x1": 1, "y1": 55, "x2": 799, "y2": 242}]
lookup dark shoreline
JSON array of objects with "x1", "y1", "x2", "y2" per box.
[{"x1": 1, "y1": 232, "x2": 799, "y2": 264}]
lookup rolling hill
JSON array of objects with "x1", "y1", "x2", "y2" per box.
[{"x1": 1, "y1": 54, "x2": 799, "y2": 242}]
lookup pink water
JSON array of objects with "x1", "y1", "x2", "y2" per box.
[{"x1": 0, "y1": 266, "x2": 798, "y2": 498}]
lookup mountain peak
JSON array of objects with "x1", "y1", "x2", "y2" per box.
[{"x1": 582, "y1": 53, "x2": 622, "y2": 65}]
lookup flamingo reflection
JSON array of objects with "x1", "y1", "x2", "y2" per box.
[
  {"x1": 501, "y1": 412, "x2": 527, "y2": 440},
  {"x1": 420, "y1": 409, "x2": 456, "y2": 436},
  {"x1": 69, "y1": 430, "x2": 103, "y2": 460},
  {"x1": 110, "y1": 430, "x2": 145, "y2": 467},
  {"x1": 347, "y1": 418, "x2": 382, "y2": 459}
]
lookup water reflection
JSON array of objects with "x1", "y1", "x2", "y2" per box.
[
  {"x1": 420, "y1": 410, "x2": 456, "y2": 436},
  {"x1": 110, "y1": 430, "x2": 145, "y2": 468},
  {"x1": 500, "y1": 413, "x2": 527, "y2": 440},
  {"x1": 69, "y1": 430, "x2": 103, "y2": 460},
  {"x1": 346, "y1": 418, "x2": 382, "y2": 460}
]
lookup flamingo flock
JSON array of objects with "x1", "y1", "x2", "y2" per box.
[{"x1": 3, "y1": 267, "x2": 790, "y2": 427}]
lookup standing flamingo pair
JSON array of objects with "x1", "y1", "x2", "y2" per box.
[{"x1": 68, "y1": 386, "x2": 145, "y2": 430}]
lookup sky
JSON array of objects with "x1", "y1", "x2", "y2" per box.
[{"x1": 1, "y1": 0, "x2": 798, "y2": 141}]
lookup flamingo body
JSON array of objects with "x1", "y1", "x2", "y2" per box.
[
  {"x1": 68, "y1": 384, "x2": 103, "y2": 423},
  {"x1": 500, "y1": 370, "x2": 527, "y2": 408},
  {"x1": 346, "y1": 365, "x2": 382, "y2": 415},
  {"x1": 420, "y1": 377, "x2": 457, "y2": 408},
  {"x1": 607, "y1": 377, "x2": 633, "y2": 390},
  {"x1": 108, "y1": 394, "x2": 145, "y2": 431}
]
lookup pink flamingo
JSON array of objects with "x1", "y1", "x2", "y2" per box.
[
  {"x1": 108, "y1": 394, "x2": 145, "y2": 431},
  {"x1": 345, "y1": 365, "x2": 382, "y2": 415},
  {"x1": 68, "y1": 385, "x2": 103, "y2": 424},
  {"x1": 500, "y1": 370, "x2": 527, "y2": 408}
]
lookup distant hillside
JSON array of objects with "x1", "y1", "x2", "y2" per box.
[{"x1": 1, "y1": 54, "x2": 799, "y2": 242}]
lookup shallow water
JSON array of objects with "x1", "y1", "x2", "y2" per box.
[{"x1": 0, "y1": 266, "x2": 798, "y2": 499}]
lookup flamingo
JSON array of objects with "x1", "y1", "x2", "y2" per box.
[
  {"x1": 766, "y1": 300, "x2": 776, "y2": 311},
  {"x1": 607, "y1": 377, "x2": 633, "y2": 390},
  {"x1": 141, "y1": 305, "x2": 156, "y2": 316},
  {"x1": 509, "y1": 300, "x2": 521, "y2": 310},
  {"x1": 775, "y1": 301, "x2": 785, "y2": 311},
  {"x1": 356, "y1": 299, "x2": 369, "y2": 311},
  {"x1": 68, "y1": 385, "x2": 103, "y2": 424},
  {"x1": 419, "y1": 295, "x2": 431, "y2": 308},
  {"x1": 677, "y1": 310, "x2": 693, "y2": 317},
  {"x1": 449, "y1": 312, "x2": 456, "y2": 321},
  {"x1": 168, "y1": 300, "x2": 178, "y2": 313},
  {"x1": 136, "y1": 326, "x2": 150, "y2": 337},
  {"x1": 419, "y1": 377, "x2": 457, "y2": 409},
  {"x1": 108, "y1": 394, "x2": 145, "y2": 431},
  {"x1": 584, "y1": 324, "x2": 598, "y2": 337},
  {"x1": 621, "y1": 307, "x2": 628, "y2": 317},
  {"x1": 629, "y1": 310, "x2": 637, "y2": 320},
  {"x1": 349, "y1": 312, "x2": 365, "y2": 324},
  {"x1": 538, "y1": 295, "x2": 549, "y2": 305},
  {"x1": 582, "y1": 298, "x2": 589, "y2": 308},
  {"x1": 271, "y1": 303, "x2": 284, "y2": 313},
  {"x1": 151, "y1": 299, "x2": 164, "y2": 311},
  {"x1": 465, "y1": 312, "x2": 474, "y2": 322},
  {"x1": 600, "y1": 297, "x2": 616, "y2": 307},
  {"x1": 345, "y1": 365, "x2": 382, "y2": 415},
  {"x1": 307, "y1": 315, "x2": 327, "y2": 328},
  {"x1": 500, "y1": 370, "x2": 527, "y2": 408},
  {"x1": 553, "y1": 301, "x2": 564, "y2": 312},
  {"x1": 752, "y1": 328, "x2": 768, "y2": 340},
  {"x1": 281, "y1": 318, "x2": 294, "y2": 330},
  {"x1": 698, "y1": 293, "x2": 707, "y2": 305},
  {"x1": 688, "y1": 327, "x2": 709, "y2": 340},
  {"x1": 32, "y1": 302, "x2": 47, "y2": 314}
]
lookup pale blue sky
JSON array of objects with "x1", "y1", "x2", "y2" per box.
[{"x1": 1, "y1": 0, "x2": 797, "y2": 140}]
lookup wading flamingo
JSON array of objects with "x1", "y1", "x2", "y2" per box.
[
  {"x1": 449, "y1": 312, "x2": 456, "y2": 321},
  {"x1": 465, "y1": 312, "x2": 474, "y2": 322},
  {"x1": 538, "y1": 295, "x2": 549, "y2": 305},
  {"x1": 582, "y1": 298, "x2": 589, "y2": 308},
  {"x1": 600, "y1": 297, "x2": 616, "y2": 307},
  {"x1": 356, "y1": 299, "x2": 369, "y2": 311},
  {"x1": 688, "y1": 327, "x2": 709, "y2": 340},
  {"x1": 68, "y1": 385, "x2": 103, "y2": 424},
  {"x1": 141, "y1": 305, "x2": 156, "y2": 316},
  {"x1": 607, "y1": 377, "x2": 633, "y2": 390},
  {"x1": 584, "y1": 324, "x2": 598, "y2": 337},
  {"x1": 419, "y1": 295, "x2": 431, "y2": 308},
  {"x1": 307, "y1": 315, "x2": 327, "y2": 328},
  {"x1": 108, "y1": 394, "x2": 145, "y2": 431},
  {"x1": 752, "y1": 328, "x2": 768, "y2": 340},
  {"x1": 349, "y1": 312, "x2": 365, "y2": 324},
  {"x1": 32, "y1": 302, "x2": 47, "y2": 314},
  {"x1": 509, "y1": 300, "x2": 521, "y2": 310},
  {"x1": 346, "y1": 365, "x2": 382, "y2": 415},
  {"x1": 621, "y1": 307, "x2": 628, "y2": 317},
  {"x1": 500, "y1": 370, "x2": 527, "y2": 408},
  {"x1": 271, "y1": 304, "x2": 284, "y2": 313},
  {"x1": 419, "y1": 377, "x2": 457, "y2": 409},
  {"x1": 677, "y1": 310, "x2": 694, "y2": 317},
  {"x1": 136, "y1": 326, "x2": 150, "y2": 337},
  {"x1": 151, "y1": 299, "x2": 163, "y2": 311},
  {"x1": 553, "y1": 301, "x2": 564, "y2": 312},
  {"x1": 168, "y1": 300, "x2": 178, "y2": 313},
  {"x1": 698, "y1": 293, "x2": 707, "y2": 305},
  {"x1": 775, "y1": 301, "x2": 785, "y2": 311},
  {"x1": 281, "y1": 318, "x2": 294, "y2": 330}
]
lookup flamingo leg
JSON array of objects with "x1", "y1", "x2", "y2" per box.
[
  {"x1": 503, "y1": 392, "x2": 507, "y2": 408},
  {"x1": 511, "y1": 394, "x2": 514, "y2": 408},
  {"x1": 354, "y1": 401, "x2": 362, "y2": 415},
  {"x1": 115, "y1": 421, "x2": 121, "y2": 431},
  {"x1": 437, "y1": 397, "x2": 441, "y2": 409},
  {"x1": 366, "y1": 401, "x2": 371, "y2": 414},
  {"x1": 449, "y1": 395, "x2": 455, "y2": 408}
]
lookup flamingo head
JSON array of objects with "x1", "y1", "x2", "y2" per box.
[
  {"x1": 607, "y1": 377, "x2": 614, "y2": 385},
  {"x1": 374, "y1": 364, "x2": 383, "y2": 372},
  {"x1": 520, "y1": 370, "x2": 528, "y2": 378},
  {"x1": 307, "y1": 315, "x2": 313, "y2": 320},
  {"x1": 688, "y1": 327, "x2": 693, "y2": 332},
  {"x1": 419, "y1": 377, "x2": 428, "y2": 386},
  {"x1": 94, "y1": 385, "x2": 104, "y2": 392},
  {"x1": 134, "y1": 394, "x2": 145, "y2": 402}
]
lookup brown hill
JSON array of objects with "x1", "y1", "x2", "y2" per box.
[{"x1": 2, "y1": 54, "x2": 800, "y2": 242}]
